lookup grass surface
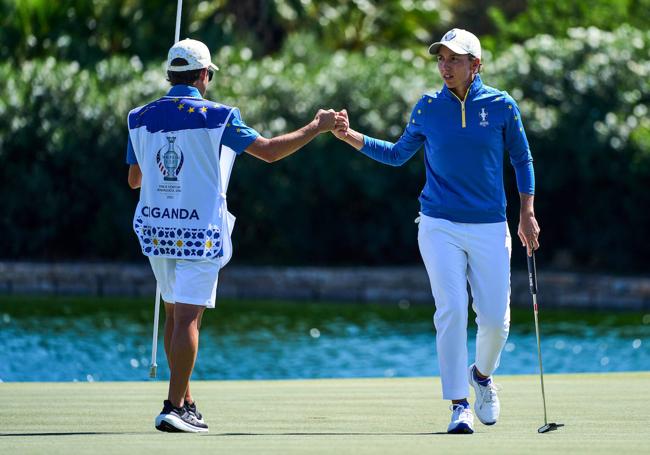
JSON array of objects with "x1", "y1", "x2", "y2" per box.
[{"x1": 1, "y1": 373, "x2": 649, "y2": 454}]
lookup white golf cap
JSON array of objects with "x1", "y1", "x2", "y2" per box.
[
  {"x1": 167, "y1": 38, "x2": 219, "y2": 72},
  {"x1": 428, "y1": 28, "x2": 481, "y2": 60}
]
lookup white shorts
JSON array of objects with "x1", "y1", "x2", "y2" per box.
[{"x1": 148, "y1": 257, "x2": 221, "y2": 308}]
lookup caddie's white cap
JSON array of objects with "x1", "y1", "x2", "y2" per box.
[
  {"x1": 428, "y1": 28, "x2": 482, "y2": 60},
  {"x1": 167, "y1": 38, "x2": 219, "y2": 72}
]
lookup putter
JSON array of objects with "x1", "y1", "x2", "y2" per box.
[
  {"x1": 149, "y1": 0, "x2": 184, "y2": 380},
  {"x1": 527, "y1": 251, "x2": 564, "y2": 434},
  {"x1": 149, "y1": 286, "x2": 161, "y2": 378}
]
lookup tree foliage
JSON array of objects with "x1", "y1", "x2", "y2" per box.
[
  {"x1": 2, "y1": 26, "x2": 649, "y2": 271},
  {"x1": 489, "y1": 25, "x2": 650, "y2": 269},
  {"x1": 0, "y1": 0, "x2": 445, "y2": 63},
  {"x1": 485, "y1": 0, "x2": 650, "y2": 51},
  {"x1": 5, "y1": 0, "x2": 650, "y2": 64}
]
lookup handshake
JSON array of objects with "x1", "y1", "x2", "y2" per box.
[{"x1": 313, "y1": 109, "x2": 350, "y2": 139}]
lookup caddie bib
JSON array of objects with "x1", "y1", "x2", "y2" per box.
[{"x1": 128, "y1": 96, "x2": 236, "y2": 264}]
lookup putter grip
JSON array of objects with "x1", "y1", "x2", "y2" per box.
[{"x1": 527, "y1": 252, "x2": 538, "y2": 295}]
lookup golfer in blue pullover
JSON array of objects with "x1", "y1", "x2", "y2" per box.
[{"x1": 333, "y1": 29, "x2": 540, "y2": 434}]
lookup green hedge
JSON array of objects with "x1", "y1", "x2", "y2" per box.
[
  {"x1": 486, "y1": 0, "x2": 650, "y2": 50},
  {"x1": 0, "y1": 0, "x2": 445, "y2": 64},
  {"x1": 2, "y1": 26, "x2": 649, "y2": 271},
  {"x1": 489, "y1": 25, "x2": 650, "y2": 269},
  {"x1": 6, "y1": 0, "x2": 649, "y2": 64}
]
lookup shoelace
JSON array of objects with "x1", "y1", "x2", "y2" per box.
[
  {"x1": 186, "y1": 403, "x2": 203, "y2": 420},
  {"x1": 181, "y1": 408, "x2": 202, "y2": 425},
  {"x1": 449, "y1": 404, "x2": 472, "y2": 421},
  {"x1": 478, "y1": 382, "x2": 502, "y2": 404}
]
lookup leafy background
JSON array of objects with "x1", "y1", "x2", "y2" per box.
[{"x1": 1, "y1": 0, "x2": 649, "y2": 272}]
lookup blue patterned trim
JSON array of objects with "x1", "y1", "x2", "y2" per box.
[{"x1": 134, "y1": 216, "x2": 223, "y2": 258}]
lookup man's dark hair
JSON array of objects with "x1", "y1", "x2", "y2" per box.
[{"x1": 167, "y1": 58, "x2": 203, "y2": 85}]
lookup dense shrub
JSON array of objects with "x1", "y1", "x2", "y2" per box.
[
  {"x1": 0, "y1": 0, "x2": 445, "y2": 63},
  {"x1": 487, "y1": 0, "x2": 650, "y2": 49},
  {"x1": 1, "y1": 26, "x2": 648, "y2": 271},
  {"x1": 489, "y1": 25, "x2": 650, "y2": 270},
  {"x1": 4, "y1": 0, "x2": 649, "y2": 63}
]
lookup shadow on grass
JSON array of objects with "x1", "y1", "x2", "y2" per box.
[
  {"x1": 210, "y1": 432, "x2": 448, "y2": 436},
  {"x1": 0, "y1": 432, "x2": 140, "y2": 437},
  {"x1": 1, "y1": 431, "x2": 453, "y2": 437}
]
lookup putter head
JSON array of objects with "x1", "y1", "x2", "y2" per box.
[
  {"x1": 149, "y1": 364, "x2": 157, "y2": 379},
  {"x1": 538, "y1": 422, "x2": 564, "y2": 433}
]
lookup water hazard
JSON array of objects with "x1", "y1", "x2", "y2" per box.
[{"x1": 1, "y1": 297, "x2": 648, "y2": 382}]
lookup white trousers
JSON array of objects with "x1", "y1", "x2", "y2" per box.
[{"x1": 418, "y1": 214, "x2": 512, "y2": 400}]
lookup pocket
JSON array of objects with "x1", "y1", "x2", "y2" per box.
[
  {"x1": 417, "y1": 214, "x2": 441, "y2": 238},
  {"x1": 418, "y1": 214, "x2": 445, "y2": 229}
]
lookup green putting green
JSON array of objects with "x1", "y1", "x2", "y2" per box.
[{"x1": 1, "y1": 372, "x2": 648, "y2": 454}]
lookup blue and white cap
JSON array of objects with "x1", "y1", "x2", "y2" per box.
[
  {"x1": 167, "y1": 38, "x2": 219, "y2": 72},
  {"x1": 428, "y1": 28, "x2": 482, "y2": 59}
]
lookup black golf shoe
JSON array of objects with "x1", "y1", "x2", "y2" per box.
[{"x1": 155, "y1": 400, "x2": 208, "y2": 433}]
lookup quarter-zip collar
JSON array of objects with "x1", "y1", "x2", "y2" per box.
[
  {"x1": 441, "y1": 74, "x2": 483, "y2": 102},
  {"x1": 442, "y1": 75, "x2": 483, "y2": 128}
]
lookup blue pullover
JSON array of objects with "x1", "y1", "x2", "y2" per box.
[{"x1": 361, "y1": 75, "x2": 534, "y2": 223}]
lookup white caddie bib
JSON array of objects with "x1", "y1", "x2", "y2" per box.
[{"x1": 128, "y1": 96, "x2": 237, "y2": 266}]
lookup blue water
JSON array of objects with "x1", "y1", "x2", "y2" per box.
[{"x1": 1, "y1": 300, "x2": 649, "y2": 382}]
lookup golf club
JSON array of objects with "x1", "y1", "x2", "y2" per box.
[
  {"x1": 174, "y1": 0, "x2": 183, "y2": 43},
  {"x1": 149, "y1": 286, "x2": 160, "y2": 378},
  {"x1": 149, "y1": 0, "x2": 184, "y2": 380},
  {"x1": 527, "y1": 250, "x2": 564, "y2": 433}
]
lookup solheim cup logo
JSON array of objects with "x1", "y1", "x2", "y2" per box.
[
  {"x1": 163, "y1": 137, "x2": 179, "y2": 180},
  {"x1": 479, "y1": 108, "x2": 489, "y2": 127},
  {"x1": 443, "y1": 30, "x2": 456, "y2": 41},
  {"x1": 156, "y1": 136, "x2": 184, "y2": 181}
]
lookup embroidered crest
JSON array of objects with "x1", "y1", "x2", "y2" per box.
[{"x1": 479, "y1": 108, "x2": 489, "y2": 127}]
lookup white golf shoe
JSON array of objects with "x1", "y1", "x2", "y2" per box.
[
  {"x1": 447, "y1": 403, "x2": 474, "y2": 434},
  {"x1": 468, "y1": 364, "x2": 500, "y2": 425}
]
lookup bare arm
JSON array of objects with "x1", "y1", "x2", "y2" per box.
[
  {"x1": 518, "y1": 193, "x2": 540, "y2": 256},
  {"x1": 245, "y1": 109, "x2": 341, "y2": 163},
  {"x1": 128, "y1": 164, "x2": 142, "y2": 189}
]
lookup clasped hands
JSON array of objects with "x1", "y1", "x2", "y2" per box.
[{"x1": 313, "y1": 109, "x2": 350, "y2": 138}]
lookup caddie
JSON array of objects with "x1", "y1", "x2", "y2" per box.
[{"x1": 126, "y1": 38, "x2": 341, "y2": 433}]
